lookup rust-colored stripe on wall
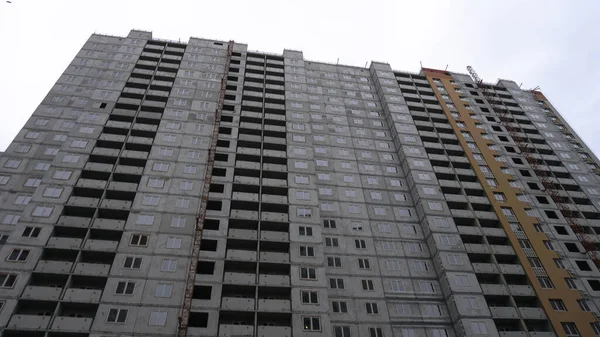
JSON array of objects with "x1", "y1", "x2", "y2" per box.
[{"x1": 422, "y1": 69, "x2": 596, "y2": 337}]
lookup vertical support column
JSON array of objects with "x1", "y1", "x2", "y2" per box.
[{"x1": 284, "y1": 49, "x2": 331, "y2": 337}]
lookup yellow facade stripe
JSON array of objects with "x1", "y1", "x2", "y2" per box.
[{"x1": 422, "y1": 69, "x2": 596, "y2": 337}]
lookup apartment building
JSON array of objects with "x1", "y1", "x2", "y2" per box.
[{"x1": 0, "y1": 29, "x2": 599, "y2": 337}]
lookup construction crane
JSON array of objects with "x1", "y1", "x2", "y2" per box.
[
  {"x1": 177, "y1": 40, "x2": 235, "y2": 337},
  {"x1": 466, "y1": 66, "x2": 600, "y2": 267}
]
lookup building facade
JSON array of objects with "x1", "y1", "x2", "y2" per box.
[{"x1": 0, "y1": 29, "x2": 599, "y2": 337}]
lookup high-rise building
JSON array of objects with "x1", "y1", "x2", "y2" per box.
[{"x1": 0, "y1": 29, "x2": 599, "y2": 337}]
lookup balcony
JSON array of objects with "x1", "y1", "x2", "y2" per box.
[
  {"x1": 260, "y1": 211, "x2": 287, "y2": 222},
  {"x1": 35, "y1": 260, "x2": 73, "y2": 273},
  {"x1": 464, "y1": 243, "x2": 491, "y2": 254},
  {"x1": 259, "y1": 274, "x2": 290, "y2": 287},
  {"x1": 523, "y1": 333, "x2": 555, "y2": 337},
  {"x1": 111, "y1": 109, "x2": 136, "y2": 118},
  {"x1": 107, "y1": 181, "x2": 138, "y2": 192},
  {"x1": 22, "y1": 286, "x2": 62, "y2": 301},
  {"x1": 223, "y1": 272, "x2": 256, "y2": 285},
  {"x1": 116, "y1": 98, "x2": 141, "y2": 106},
  {"x1": 259, "y1": 252, "x2": 289, "y2": 263},
  {"x1": 418, "y1": 130, "x2": 436, "y2": 138},
  {"x1": 262, "y1": 178, "x2": 287, "y2": 187},
  {"x1": 257, "y1": 326, "x2": 291, "y2": 337},
  {"x1": 234, "y1": 175, "x2": 260, "y2": 184},
  {"x1": 67, "y1": 196, "x2": 100, "y2": 208},
  {"x1": 457, "y1": 226, "x2": 482, "y2": 236},
  {"x1": 63, "y1": 288, "x2": 102, "y2": 303},
  {"x1": 8, "y1": 314, "x2": 50, "y2": 330},
  {"x1": 46, "y1": 237, "x2": 82, "y2": 250},
  {"x1": 263, "y1": 149, "x2": 286, "y2": 158},
  {"x1": 132, "y1": 68, "x2": 154, "y2": 76},
  {"x1": 92, "y1": 218, "x2": 125, "y2": 230},
  {"x1": 132, "y1": 123, "x2": 158, "y2": 132},
  {"x1": 83, "y1": 239, "x2": 118, "y2": 252},
  {"x1": 499, "y1": 333, "x2": 543, "y2": 337},
  {"x1": 260, "y1": 231, "x2": 288, "y2": 242},
  {"x1": 73, "y1": 262, "x2": 110, "y2": 276},
  {"x1": 127, "y1": 136, "x2": 153, "y2": 145},
  {"x1": 51, "y1": 316, "x2": 93, "y2": 331},
  {"x1": 76, "y1": 178, "x2": 107, "y2": 189},
  {"x1": 444, "y1": 194, "x2": 468, "y2": 203},
  {"x1": 423, "y1": 142, "x2": 448, "y2": 150},
  {"x1": 577, "y1": 204, "x2": 598, "y2": 213},
  {"x1": 426, "y1": 150, "x2": 446, "y2": 157},
  {"x1": 219, "y1": 324, "x2": 254, "y2": 337},
  {"x1": 261, "y1": 194, "x2": 288, "y2": 204},
  {"x1": 221, "y1": 297, "x2": 255, "y2": 311},
  {"x1": 451, "y1": 209, "x2": 474, "y2": 218},
  {"x1": 433, "y1": 166, "x2": 453, "y2": 175},
  {"x1": 455, "y1": 168, "x2": 476, "y2": 176},
  {"x1": 154, "y1": 71, "x2": 175, "y2": 78},
  {"x1": 482, "y1": 227, "x2": 506, "y2": 237},
  {"x1": 568, "y1": 191, "x2": 587, "y2": 199},
  {"x1": 238, "y1": 147, "x2": 260, "y2": 156},
  {"x1": 111, "y1": 109, "x2": 138, "y2": 118},
  {"x1": 100, "y1": 199, "x2": 132, "y2": 210},
  {"x1": 232, "y1": 192, "x2": 259, "y2": 202},
  {"x1": 472, "y1": 263, "x2": 499, "y2": 274},
  {"x1": 519, "y1": 307, "x2": 546, "y2": 319},
  {"x1": 84, "y1": 162, "x2": 113, "y2": 172},
  {"x1": 489, "y1": 306, "x2": 519, "y2": 319},
  {"x1": 508, "y1": 284, "x2": 535, "y2": 296},
  {"x1": 438, "y1": 180, "x2": 461, "y2": 188},
  {"x1": 258, "y1": 299, "x2": 291, "y2": 312},
  {"x1": 439, "y1": 133, "x2": 458, "y2": 141},
  {"x1": 91, "y1": 147, "x2": 120, "y2": 157},
  {"x1": 263, "y1": 137, "x2": 285, "y2": 146},
  {"x1": 480, "y1": 284, "x2": 508, "y2": 295},
  {"x1": 229, "y1": 210, "x2": 259, "y2": 220},
  {"x1": 262, "y1": 165, "x2": 287, "y2": 174},
  {"x1": 151, "y1": 79, "x2": 172, "y2": 87},
  {"x1": 142, "y1": 100, "x2": 166, "y2": 108},
  {"x1": 491, "y1": 245, "x2": 515, "y2": 255},
  {"x1": 498, "y1": 264, "x2": 525, "y2": 275},
  {"x1": 226, "y1": 249, "x2": 257, "y2": 262},
  {"x1": 114, "y1": 164, "x2": 144, "y2": 175},
  {"x1": 468, "y1": 196, "x2": 490, "y2": 204},
  {"x1": 475, "y1": 211, "x2": 498, "y2": 220},
  {"x1": 121, "y1": 149, "x2": 148, "y2": 159},
  {"x1": 461, "y1": 182, "x2": 483, "y2": 190},
  {"x1": 228, "y1": 228, "x2": 258, "y2": 240},
  {"x1": 57, "y1": 216, "x2": 91, "y2": 228},
  {"x1": 128, "y1": 77, "x2": 150, "y2": 85},
  {"x1": 240, "y1": 121, "x2": 261, "y2": 130}
]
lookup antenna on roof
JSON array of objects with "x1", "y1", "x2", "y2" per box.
[
  {"x1": 445, "y1": 64, "x2": 449, "y2": 71},
  {"x1": 364, "y1": 61, "x2": 368, "y2": 68},
  {"x1": 336, "y1": 58, "x2": 339, "y2": 65},
  {"x1": 420, "y1": 61, "x2": 423, "y2": 68},
  {"x1": 519, "y1": 83, "x2": 523, "y2": 88}
]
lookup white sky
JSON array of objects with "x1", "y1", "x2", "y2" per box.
[{"x1": 1, "y1": 0, "x2": 599, "y2": 154}]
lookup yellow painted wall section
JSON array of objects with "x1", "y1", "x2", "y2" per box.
[{"x1": 422, "y1": 69, "x2": 596, "y2": 337}]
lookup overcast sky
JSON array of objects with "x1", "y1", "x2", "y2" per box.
[{"x1": 1, "y1": 0, "x2": 599, "y2": 154}]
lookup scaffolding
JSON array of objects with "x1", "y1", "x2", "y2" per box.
[{"x1": 467, "y1": 66, "x2": 600, "y2": 267}]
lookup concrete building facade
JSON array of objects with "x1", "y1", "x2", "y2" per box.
[{"x1": 0, "y1": 29, "x2": 599, "y2": 337}]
